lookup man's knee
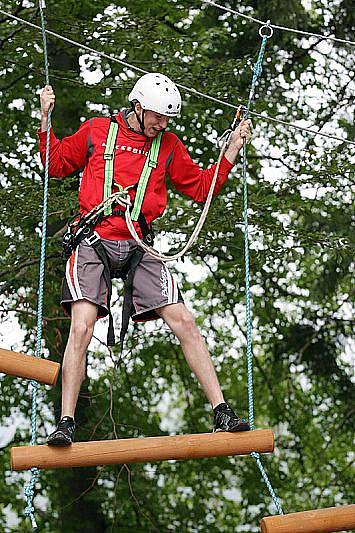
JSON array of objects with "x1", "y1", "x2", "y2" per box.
[
  {"x1": 69, "y1": 300, "x2": 97, "y2": 342},
  {"x1": 70, "y1": 320, "x2": 95, "y2": 342},
  {"x1": 167, "y1": 306, "x2": 200, "y2": 341}
]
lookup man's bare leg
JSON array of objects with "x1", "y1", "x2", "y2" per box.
[
  {"x1": 47, "y1": 300, "x2": 97, "y2": 444},
  {"x1": 156, "y1": 302, "x2": 225, "y2": 409},
  {"x1": 61, "y1": 300, "x2": 97, "y2": 418}
]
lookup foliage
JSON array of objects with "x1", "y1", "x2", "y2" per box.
[{"x1": 0, "y1": 0, "x2": 354, "y2": 531}]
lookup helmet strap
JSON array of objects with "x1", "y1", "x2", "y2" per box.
[{"x1": 132, "y1": 102, "x2": 145, "y2": 134}]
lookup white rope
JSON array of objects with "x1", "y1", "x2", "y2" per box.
[
  {"x1": 1, "y1": 9, "x2": 354, "y2": 146},
  {"x1": 201, "y1": 0, "x2": 355, "y2": 46},
  {"x1": 103, "y1": 139, "x2": 228, "y2": 262},
  {"x1": 126, "y1": 146, "x2": 226, "y2": 262}
]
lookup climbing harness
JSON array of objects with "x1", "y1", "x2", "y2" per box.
[
  {"x1": 64, "y1": 125, "x2": 228, "y2": 266},
  {"x1": 103, "y1": 118, "x2": 120, "y2": 216},
  {"x1": 62, "y1": 113, "x2": 164, "y2": 347},
  {"x1": 130, "y1": 132, "x2": 162, "y2": 221},
  {"x1": 102, "y1": 116, "x2": 163, "y2": 219},
  {"x1": 62, "y1": 197, "x2": 144, "y2": 350},
  {"x1": 62, "y1": 189, "x2": 140, "y2": 349}
]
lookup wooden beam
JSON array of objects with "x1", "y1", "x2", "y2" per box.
[
  {"x1": 11, "y1": 429, "x2": 274, "y2": 471},
  {"x1": 260, "y1": 504, "x2": 355, "y2": 533},
  {"x1": 0, "y1": 347, "x2": 60, "y2": 386}
]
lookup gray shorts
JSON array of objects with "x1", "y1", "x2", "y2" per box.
[{"x1": 61, "y1": 236, "x2": 183, "y2": 322}]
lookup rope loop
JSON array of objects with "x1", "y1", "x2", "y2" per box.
[
  {"x1": 124, "y1": 138, "x2": 228, "y2": 262},
  {"x1": 259, "y1": 20, "x2": 273, "y2": 39}
]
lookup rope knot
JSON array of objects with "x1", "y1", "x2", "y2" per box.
[{"x1": 24, "y1": 504, "x2": 35, "y2": 516}]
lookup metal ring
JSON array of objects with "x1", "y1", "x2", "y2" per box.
[
  {"x1": 259, "y1": 21, "x2": 273, "y2": 38},
  {"x1": 240, "y1": 104, "x2": 248, "y2": 116}
]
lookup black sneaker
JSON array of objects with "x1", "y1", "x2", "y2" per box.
[
  {"x1": 47, "y1": 416, "x2": 76, "y2": 445},
  {"x1": 213, "y1": 403, "x2": 250, "y2": 432}
]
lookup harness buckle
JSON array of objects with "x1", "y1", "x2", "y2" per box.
[
  {"x1": 148, "y1": 160, "x2": 158, "y2": 169},
  {"x1": 143, "y1": 233, "x2": 154, "y2": 247},
  {"x1": 84, "y1": 231, "x2": 100, "y2": 246},
  {"x1": 104, "y1": 153, "x2": 114, "y2": 160}
]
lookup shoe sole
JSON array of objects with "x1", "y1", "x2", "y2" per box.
[
  {"x1": 47, "y1": 438, "x2": 72, "y2": 445},
  {"x1": 47, "y1": 431, "x2": 73, "y2": 446},
  {"x1": 214, "y1": 423, "x2": 250, "y2": 433}
]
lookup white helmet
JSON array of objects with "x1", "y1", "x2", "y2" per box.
[{"x1": 129, "y1": 73, "x2": 181, "y2": 116}]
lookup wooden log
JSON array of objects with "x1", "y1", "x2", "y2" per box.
[
  {"x1": 11, "y1": 429, "x2": 274, "y2": 471},
  {"x1": 0, "y1": 347, "x2": 60, "y2": 386},
  {"x1": 260, "y1": 504, "x2": 355, "y2": 533}
]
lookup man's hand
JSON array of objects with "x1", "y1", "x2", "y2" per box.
[
  {"x1": 40, "y1": 85, "x2": 55, "y2": 132},
  {"x1": 40, "y1": 85, "x2": 55, "y2": 114},
  {"x1": 224, "y1": 119, "x2": 252, "y2": 164},
  {"x1": 230, "y1": 119, "x2": 252, "y2": 149}
]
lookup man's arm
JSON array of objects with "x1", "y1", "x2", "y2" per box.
[
  {"x1": 39, "y1": 85, "x2": 90, "y2": 178},
  {"x1": 166, "y1": 119, "x2": 252, "y2": 202}
]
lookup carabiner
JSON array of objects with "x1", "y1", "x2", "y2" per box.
[{"x1": 231, "y1": 105, "x2": 247, "y2": 130}]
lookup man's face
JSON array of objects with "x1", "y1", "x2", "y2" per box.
[
  {"x1": 136, "y1": 105, "x2": 170, "y2": 137},
  {"x1": 144, "y1": 110, "x2": 170, "y2": 137}
]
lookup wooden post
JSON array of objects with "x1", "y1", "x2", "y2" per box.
[
  {"x1": 0, "y1": 347, "x2": 60, "y2": 386},
  {"x1": 260, "y1": 504, "x2": 355, "y2": 533},
  {"x1": 11, "y1": 429, "x2": 274, "y2": 471}
]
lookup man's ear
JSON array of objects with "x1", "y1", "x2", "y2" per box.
[{"x1": 134, "y1": 102, "x2": 142, "y2": 114}]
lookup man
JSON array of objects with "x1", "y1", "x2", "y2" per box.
[{"x1": 39, "y1": 73, "x2": 252, "y2": 445}]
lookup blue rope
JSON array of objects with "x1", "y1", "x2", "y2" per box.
[
  {"x1": 23, "y1": 1, "x2": 51, "y2": 528},
  {"x1": 243, "y1": 33, "x2": 268, "y2": 431},
  {"x1": 241, "y1": 29, "x2": 284, "y2": 515},
  {"x1": 251, "y1": 452, "x2": 284, "y2": 515}
]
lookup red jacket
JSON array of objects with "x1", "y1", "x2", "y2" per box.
[{"x1": 38, "y1": 110, "x2": 233, "y2": 240}]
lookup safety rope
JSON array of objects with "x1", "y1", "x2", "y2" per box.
[
  {"x1": 23, "y1": 1, "x2": 51, "y2": 529},
  {"x1": 124, "y1": 144, "x2": 227, "y2": 262},
  {"x1": 242, "y1": 25, "x2": 284, "y2": 515},
  {"x1": 1, "y1": 9, "x2": 354, "y2": 146}
]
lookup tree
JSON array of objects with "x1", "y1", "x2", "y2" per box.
[{"x1": 0, "y1": 0, "x2": 354, "y2": 531}]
